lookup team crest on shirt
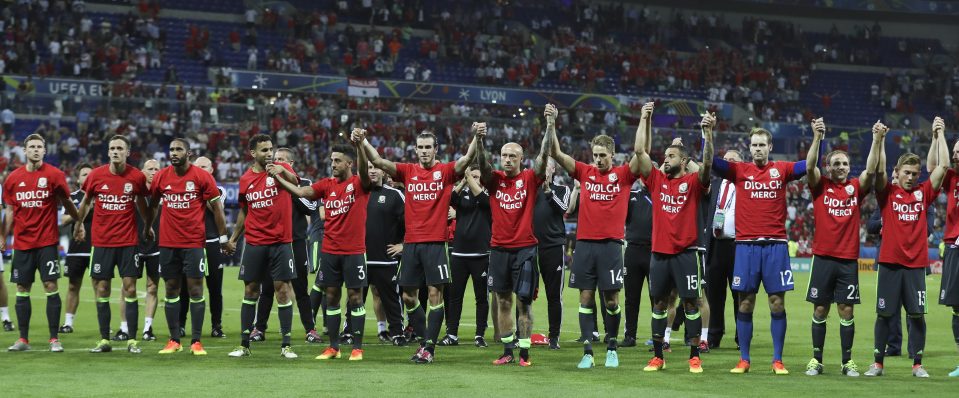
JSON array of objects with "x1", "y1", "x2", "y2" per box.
[
  {"x1": 769, "y1": 168, "x2": 780, "y2": 179},
  {"x1": 878, "y1": 298, "x2": 886, "y2": 309},
  {"x1": 346, "y1": 183, "x2": 354, "y2": 192},
  {"x1": 732, "y1": 276, "x2": 741, "y2": 287},
  {"x1": 378, "y1": 195, "x2": 385, "y2": 204},
  {"x1": 844, "y1": 185, "x2": 854, "y2": 195},
  {"x1": 809, "y1": 288, "x2": 818, "y2": 298},
  {"x1": 124, "y1": 183, "x2": 133, "y2": 193},
  {"x1": 678, "y1": 182, "x2": 688, "y2": 193},
  {"x1": 433, "y1": 171, "x2": 442, "y2": 181},
  {"x1": 266, "y1": 177, "x2": 275, "y2": 187},
  {"x1": 185, "y1": 181, "x2": 196, "y2": 192},
  {"x1": 609, "y1": 172, "x2": 618, "y2": 182},
  {"x1": 38, "y1": 177, "x2": 48, "y2": 188},
  {"x1": 914, "y1": 191, "x2": 923, "y2": 201},
  {"x1": 516, "y1": 180, "x2": 523, "y2": 189}
]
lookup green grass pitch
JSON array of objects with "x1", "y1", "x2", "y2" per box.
[{"x1": 0, "y1": 268, "x2": 955, "y2": 397}]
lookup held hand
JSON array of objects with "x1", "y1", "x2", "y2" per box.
[
  {"x1": 448, "y1": 206, "x2": 456, "y2": 220},
  {"x1": 671, "y1": 137, "x2": 683, "y2": 146},
  {"x1": 266, "y1": 163, "x2": 283, "y2": 177},
  {"x1": 386, "y1": 243, "x2": 404, "y2": 257},
  {"x1": 544, "y1": 104, "x2": 557, "y2": 124},
  {"x1": 351, "y1": 128, "x2": 367, "y2": 144},
  {"x1": 811, "y1": 117, "x2": 826, "y2": 139},
  {"x1": 472, "y1": 122, "x2": 487, "y2": 137},
  {"x1": 641, "y1": 102, "x2": 654, "y2": 120},
  {"x1": 144, "y1": 227, "x2": 155, "y2": 242},
  {"x1": 73, "y1": 223, "x2": 86, "y2": 242},
  {"x1": 700, "y1": 112, "x2": 717, "y2": 132},
  {"x1": 932, "y1": 116, "x2": 945, "y2": 136},
  {"x1": 222, "y1": 240, "x2": 237, "y2": 256},
  {"x1": 872, "y1": 120, "x2": 889, "y2": 139}
]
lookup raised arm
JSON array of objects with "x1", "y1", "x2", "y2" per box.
[
  {"x1": 806, "y1": 118, "x2": 825, "y2": 189},
  {"x1": 361, "y1": 137, "x2": 397, "y2": 177},
  {"x1": 699, "y1": 112, "x2": 716, "y2": 187},
  {"x1": 927, "y1": 132, "x2": 939, "y2": 172},
  {"x1": 630, "y1": 102, "x2": 654, "y2": 178},
  {"x1": 472, "y1": 123, "x2": 493, "y2": 186},
  {"x1": 545, "y1": 104, "x2": 575, "y2": 174},
  {"x1": 860, "y1": 119, "x2": 885, "y2": 192},
  {"x1": 353, "y1": 129, "x2": 372, "y2": 191},
  {"x1": 929, "y1": 117, "x2": 949, "y2": 191},
  {"x1": 535, "y1": 108, "x2": 557, "y2": 179},
  {"x1": 874, "y1": 120, "x2": 889, "y2": 192},
  {"x1": 455, "y1": 124, "x2": 485, "y2": 176}
]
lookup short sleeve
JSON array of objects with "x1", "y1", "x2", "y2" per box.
[
  {"x1": 54, "y1": 169, "x2": 70, "y2": 198},
  {"x1": 80, "y1": 168, "x2": 94, "y2": 195},
  {"x1": 201, "y1": 171, "x2": 220, "y2": 201},
  {"x1": 641, "y1": 167, "x2": 664, "y2": 194},
  {"x1": 394, "y1": 163, "x2": 410, "y2": 182},
  {"x1": 923, "y1": 181, "x2": 937, "y2": 206},
  {"x1": 443, "y1": 162, "x2": 457, "y2": 185},
  {"x1": 134, "y1": 169, "x2": 148, "y2": 195},
  {"x1": 310, "y1": 179, "x2": 328, "y2": 199},
  {"x1": 573, "y1": 161, "x2": 588, "y2": 181}
]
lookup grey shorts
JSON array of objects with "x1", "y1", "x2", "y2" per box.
[{"x1": 569, "y1": 240, "x2": 624, "y2": 291}]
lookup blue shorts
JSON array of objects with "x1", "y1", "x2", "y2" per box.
[{"x1": 731, "y1": 242, "x2": 794, "y2": 294}]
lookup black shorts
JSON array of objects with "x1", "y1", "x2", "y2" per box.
[
  {"x1": 318, "y1": 252, "x2": 367, "y2": 289},
  {"x1": 488, "y1": 246, "x2": 538, "y2": 296},
  {"x1": 649, "y1": 250, "x2": 702, "y2": 299},
  {"x1": 10, "y1": 245, "x2": 60, "y2": 284},
  {"x1": 137, "y1": 252, "x2": 160, "y2": 280},
  {"x1": 806, "y1": 255, "x2": 860, "y2": 305},
  {"x1": 876, "y1": 263, "x2": 926, "y2": 315},
  {"x1": 159, "y1": 247, "x2": 206, "y2": 280},
  {"x1": 569, "y1": 240, "x2": 624, "y2": 291},
  {"x1": 239, "y1": 243, "x2": 296, "y2": 283},
  {"x1": 397, "y1": 242, "x2": 450, "y2": 287},
  {"x1": 940, "y1": 245, "x2": 959, "y2": 306},
  {"x1": 90, "y1": 246, "x2": 139, "y2": 280},
  {"x1": 64, "y1": 255, "x2": 90, "y2": 279}
]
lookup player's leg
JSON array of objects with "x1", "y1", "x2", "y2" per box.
[
  {"x1": 182, "y1": 248, "x2": 208, "y2": 353},
  {"x1": 834, "y1": 259, "x2": 861, "y2": 376},
  {"x1": 8, "y1": 247, "x2": 39, "y2": 349},
  {"x1": 121, "y1": 275, "x2": 140, "y2": 353},
  {"x1": 39, "y1": 247, "x2": 62, "y2": 346},
  {"x1": 0, "y1": 268, "x2": 10, "y2": 331},
  {"x1": 678, "y1": 251, "x2": 704, "y2": 369},
  {"x1": 903, "y1": 267, "x2": 928, "y2": 376},
  {"x1": 92, "y1": 277, "x2": 113, "y2": 345},
  {"x1": 951, "y1": 305, "x2": 959, "y2": 377},
  {"x1": 664, "y1": 290, "x2": 678, "y2": 347},
  {"x1": 569, "y1": 241, "x2": 599, "y2": 367},
  {"x1": 867, "y1": 263, "x2": 900, "y2": 376},
  {"x1": 254, "y1": 275, "x2": 275, "y2": 337},
  {"x1": 940, "y1": 246, "x2": 959, "y2": 376},
  {"x1": 511, "y1": 247, "x2": 537, "y2": 366},
  {"x1": 397, "y1": 244, "x2": 428, "y2": 356},
  {"x1": 421, "y1": 243, "x2": 451, "y2": 359},
  {"x1": 646, "y1": 253, "x2": 670, "y2": 371},
  {"x1": 62, "y1": 257, "x2": 86, "y2": 332},
  {"x1": 805, "y1": 256, "x2": 832, "y2": 375},
  {"x1": 696, "y1": 251, "x2": 710, "y2": 351},
  {"x1": 274, "y1": 280, "x2": 296, "y2": 354},
  {"x1": 321, "y1": 285, "x2": 344, "y2": 354},
  {"x1": 761, "y1": 243, "x2": 793, "y2": 373},
  {"x1": 160, "y1": 248, "x2": 185, "y2": 348},
  {"x1": 538, "y1": 245, "x2": 564, "y2": 347},
  {"x1": 143, "y1": 258, "x2": 159, "y2": 340},
  {"x1": 441, "y1": 255, "x2": 469, "y2": 345},
  {"x1": 342, "y1": 253, "x2": 368, "y2": 357},
  {"x1": 308, "y1": 241, "x2": 324, "y2": 326},
  {"x1": 233, "y1": 280, "x2": 261, "y2": 356},
  {"x1": 731, "y1": 243, "x2": 760, "y2": 371},
  {"x1": 493, "y1": 290, "x2": 514, "y2": 362}
]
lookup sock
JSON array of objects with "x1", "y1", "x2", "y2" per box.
[
  {"x1": 952, "y1": 311, "x2": 959, "y2": 347},
  {"x1": 426, "y1": 303, "x2": 445, "y2": 351},
  {"x1": 46, "y1": 292, "x2": 61, "y2": 340},
  {"x1": 278, "y1": 301, "x2": 294, "y2": 348},
  {"x1": 64, "y1": 312, "x2": 73, "y2": 326},
  {"x1": 349, "y1": 305, "x2": 366, "y2": 349},
  {"x1": 377, "y1": 321, "x2": 387, "y2": 333},
  {"x1": 701, "y1": 327, "x2": 709, "y2": 342},
  {"x1": 873, "y1": 315, "x2": 890, "y2": 365},
  {"x1": 0, "y1": 306, "x2": 9, "y2": 322},
  {"x1": 605, "y1": 304, "x2": 621, "y2": 350},
  {"x1": 651, "y1": 309, "x2": 667, "y2": 359},
  {"x1": 685, "y1": 309, "x2": 702, "y2": 358},
  {"x1": 120, "y1": 321, "x2": 129, "y2": 334},
  {"x1": 96, "y1": 297, "x2": 111, "y2": 340},
  {"x1": 189, "y1": 296, "x2": 205, "y2": 343},
  {"x1": 770, "y1": 311, "x2": 787, "y2": 362},
  {"x1": 811, "y1": 315, "x2": 827, "y2": 362},
  {"x1": 664, "y1": 327, "x2": 672, "y2": 343},
  {"x1": 578, "y1": 305, "x2": 595, "y2": 355},
  {"x1": 839, "y1": 317, "x2": 854, "y2": 364},
  {"x1": 125, "y1": 298, "x2": 139, "y2": 338},
  {"x1": 406, "y1": 303, "x2": 426, "y2": 344},
  {"x1": 501, "y1": 333, "x2": 516, "y2": 356},
  {"x1": 165, "y1": 297, "x2": 181, "y2": 343},
  {"x1": 15, "y1": 293, "x2": 30, "y2": 341},
  {"x1": 309, "y1": 285, "x2": 324, "y2": 324},
  {"x1": 240, "y1": 297, "x2": 257, "y2": 348},
  {"x1": 144, "y1": 317, "x2": 153, "y2": 332},
  {"x1": 326, "y1": 306, "x2": 342, "y2": 349},
  {"x1": 518, "y1": 337, "x2": 531, "y2": 360},
  {"x1": 736, "y1": 311, "x2": 753, "y2": 362},
  {"x1": 907, "y1": 315, "x2": 926, "y2": 366}
]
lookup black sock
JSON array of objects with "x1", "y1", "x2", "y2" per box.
[
  {"x1": 874, "y1": 315, "x2": 889, "y2": 365},
  {"x1": 579, "y1": 304, "x2": 595, "y2": 355},
  {"x1": 952, "y1": 311, "x2": 959, "y2": 347},
  {"x1": 125, "y1": 298, "x2": 139, "y2": 338},
  {"x1": 309, "y1": 286, "x2": 324, "y2": 326},
  {"x1": 501, "y1": 333, "x2": 515, "y2": 356},
  {"x1": 606, "y1": 304, "x2": 621, "y2": 351},
  {"x1": 165, "y1": 297, "x2": 181, "y2": 343},
  {"x1": 349, "y1": 305, "x2": 366, "y2": 349},
  {"x1": 241, "y1": 297, "x2": 257, "y2": 348},
  {"x1": 672, "y1": 308, "x2": 685, "y2": 332},
  {"x1": 46, "y1": 292, "x2": 61, "y2": 340},
  {"x1": 96, "y1": 298, "x2": 111, "y2": 340},
  {"x1": 812, "y1": 316, "x2": 827, "y2": 362},
  {"x1": 907, "y1": 315, "x2": 925, "y2": 366},
  {"x1": 839, "y1": 318, "x2": 854, "y2": 364},
  {"x1": 685, "y1": 309, "x2": 702, "y2": 358},
  {"x1": 15, "y1": 294, "x2": 30, "y2": 341},
  {"x1": 189, "y1": 296, "x2": 205, "y2": 343},
  {"x1": 426, "y1": 303, "x2": 444, "y2": 347},
  {"x1": 651, "y1": 309, "x2": 667, "y2": 359},
  {"x1": 278, "y1": 301, "x2": 293, "y2": 347},
  {"x1": 296, "y1": 294, "x2": 314, "y2": 332},
  {"x1": 326, "y1": 306, "x2": 342, "y2": 349}
]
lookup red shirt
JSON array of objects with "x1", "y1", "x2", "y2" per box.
[
  {"x1": 486, "y1": 169, "x2": 542, "y2": 248},
  {"x1": 395, "y1": 162, "x2": 457, "y2": 243},
  {"x1": 572, "y1": 162, "x2": 636, "y2": 240},
  {"x1": 311, "y1": 175, "x2": 370, "y2": 255},
  {"x1": 811, "y1": 178, "x2": 866, "y2": 260},
  {"x1": 942, "y1": 169, "x2": 959, "y2": 242},
  {"x1": 643, "y1": 169, "x2": 706, "y2": 254},
  {"x1": 238, "y1": 163, "x2": 295, "y2": 245},
  {"x1": 878, "y1": 181, "x2": 937, "y2": 268},
  {"x1": 721, "y1": 160, "x2": 801, "y2": 240},
  {"x1": 150, "y1": 165, "x2": 221, "y2": 248},
  {"x1": 1, "y1": 164, "x2": 70, "y2": 250},
  {"x1": 82, "y1": 164, "x2": 147, "y2": 247}
]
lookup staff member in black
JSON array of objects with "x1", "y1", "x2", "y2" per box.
[
  {"x1": 534, "y1": 160, "x2": 572, "y2": 349},
  {"x1": 251, "y1": 149, "x2": 320, "y2": 343},
  {"x1": 621, "y1": 177, "x2": 653, "y2": 347},
  {"x1": 439, "y1": 165, "x2": 491, "y2": 348}
]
